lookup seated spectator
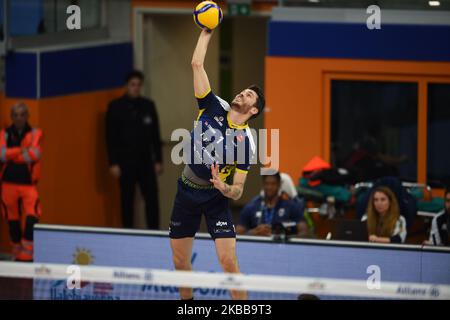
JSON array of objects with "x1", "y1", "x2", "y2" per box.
[
  {"x1": 356, "y1": 176, "x2": 417, "y2": 228},
  {"x1": 426, "y1": 187, "x2": 450, "y2": 246},
  {"x1": 362, "y1": 186, "x2": 407, "y2": 244},
  {"x1": 236, "y1": 173, "x2": 308, "y2": 237}
]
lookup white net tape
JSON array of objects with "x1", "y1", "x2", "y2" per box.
[{"x1": 0, "y1": 261, "x2": 449, "y2": 300}]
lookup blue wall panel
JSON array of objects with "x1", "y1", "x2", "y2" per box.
[
  {"x1": 5, "y1": 53, "x2": 37, "y2": 98},
  {"x1": 269, "y1": 21, "x2": 450, "y2": 62},
  {"x1": 40, "y1": 42, "x2": 133, "y2": 97},
  {"x1": 34, "y1": 228, "x2": 450, "y2": 300},
  {"x1": 5, "y1": 42, "x2": 133, "y2": 99}
]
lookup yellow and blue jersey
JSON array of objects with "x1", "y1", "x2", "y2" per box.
[{"x1": 188, "y1": 89, "x2": 256, "y2": 182}]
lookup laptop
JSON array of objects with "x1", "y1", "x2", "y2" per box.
[{"x1": 329, "y1": 219, "x2": 368, "y2": 242}]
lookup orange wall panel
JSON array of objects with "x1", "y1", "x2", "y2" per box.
[
  {"x1": 265, "y1": 57, "x2": 323, "y2": 184},
  {"x1": 265, "y1": 57, "x2": 450, "y2": 183},
  {"x1": 37, "y1": 89, "x2": 124, "y2": 227},
  {"x1": 0, "y1": 88, "x2": 125, "y2": 253},
  {"x1": 132, "y1": 0, "x2": 220, "y2": 9}
]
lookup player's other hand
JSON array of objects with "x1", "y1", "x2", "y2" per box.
[
  {"x1": 251, "y1": 224, "x2": 272, "y2": 236},
  {"x1": 210, "y1": 163, "x2": 226, "y2": 192},
  {"x1": 109, "y1": 165, "x2": 121, "y2": 179},
  {"x1": 201, "y1": 28, "x2": 214, "y2": 37}
]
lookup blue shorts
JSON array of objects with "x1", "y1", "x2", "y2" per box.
[{"x1": 169, "y1": 178, "x2": 236, "y2": 240}]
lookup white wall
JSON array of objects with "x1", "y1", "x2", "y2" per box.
[
  {"x1": 107, "y1": 0, "x2": 131, "y2": 40},
  {"x1": 272, "y1": 7, "x2": 450, "y2": 25},
  {"x1": 11, "y1": 0, "x2": 130, "y2": 49}
]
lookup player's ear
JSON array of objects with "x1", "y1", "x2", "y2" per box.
[{"x1": 250, "y1": 107, "x2": 258, "y2": 116}]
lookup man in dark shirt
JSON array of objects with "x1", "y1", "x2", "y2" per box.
[
  {"x1": 236, "y1": 173, "x2": 308, "y2": 238},
  {"x1": 106, "y1": 71, "x2": 163, "y2": 230}
]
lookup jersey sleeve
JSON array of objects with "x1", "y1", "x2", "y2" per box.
[
  {"x1": 196, "y1": 90, "x2": 227, "y2": 116},
  {"x1": 235, "y1": 163, "x2": 251, "y2": 174},
  {"x1": 235, "y1": 131, "x2": 255, "y2": 174}
]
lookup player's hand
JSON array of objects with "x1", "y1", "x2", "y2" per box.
[
  {"x1": 201, "y1": 28, "x2": 214, "y2": 36},
  {"x1": 210, "y1": 163, "x2": 227, "y2": 193},
  {"x1": 109, "y1": 165, "x2": 121, "y2": 179},
  {"x1": 260, "y1": 224, "x2": 272, "y2": 236},
  {"x1": 251, "y1": 224, "x2": 272, "y2": 236},
  {"x1": 369, "y1": 235, "x2": 378, "y2": 242}
]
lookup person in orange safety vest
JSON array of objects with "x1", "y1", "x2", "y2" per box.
[{"x1": 0, "y1": 102, "x2": 43, "y2": 262}]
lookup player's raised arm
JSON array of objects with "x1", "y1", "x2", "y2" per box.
[{"x1": 192, "y1": 29, "x2": 213, "y2": 98}]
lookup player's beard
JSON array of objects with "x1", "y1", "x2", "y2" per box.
[{"x1": 231, "y1": 100, "x2": 246, "y2": 114}]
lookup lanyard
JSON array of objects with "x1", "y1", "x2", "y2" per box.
[
  {"x1": 260, "y1": 200, "x2": 277, "y2": 225},
  {"x1": 263, "y1": 207, "x2": 276, "y2": 224}
]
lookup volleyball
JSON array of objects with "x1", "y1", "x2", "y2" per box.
[{"x1": 193, "y1": 1, "x2": 223, "y2": 30}]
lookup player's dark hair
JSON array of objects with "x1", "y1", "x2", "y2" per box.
[
  {"x1": 126, "y1": 70, "x2": 145, "y2": 84},
  {"x1": 248, "y1": 85, "x2": 265, "y2": 119},
  {"x1": 262, "y1": 172, "x2": 281, "y2": 183}
]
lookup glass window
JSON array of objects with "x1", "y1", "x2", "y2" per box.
[
  {"x1": 331, "y1": 80, "x2": 418, "y2": 182},
  {"x1": 42, "y1": 0, "x2": 101, "y2": 33},
  {"x1": 0, "y1": 1, "x2": 4, "y2": 40},
  {"x1": 427, "y1": 83, "x2": 450, "y2": 186},
  {"x1": 1, "y1": 0, "x2": 102, "y2": 36},
  {"x1": 9, "y1": 0, "x2": 44, "y2": 36}
]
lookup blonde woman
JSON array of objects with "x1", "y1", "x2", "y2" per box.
[{"x1": 362, "y1": 186, "x2": 407, "y2": 244}]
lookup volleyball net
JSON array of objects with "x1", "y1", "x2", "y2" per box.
[{"x1": 0, "y1": 261, "x2": 448, "y2": 300}]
